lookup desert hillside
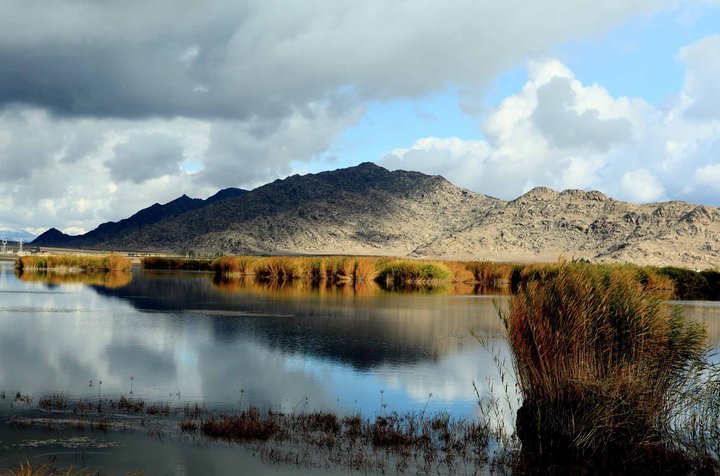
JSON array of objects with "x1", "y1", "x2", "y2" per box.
[{"x1": 34, "y1": 163, "x2": 720, "y2": 268}]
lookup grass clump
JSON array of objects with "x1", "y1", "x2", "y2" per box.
[
  {"x1": 505, "y1": 262, "x2": 709, "y2": 469},
  {"x1": 467, "y1": 261, "x2": 513, "y2": 288},
  {"x1": 16, "y1": 254, "x2": 131, "y2": 272},
  {"x1": 104, "y1": 254, "x2": 132, "y2": 271},
  {"x1": 212, "y1": 256, "x2": 256, "y2": 275},
  {"x1": 0, "y1": 460, "x2": 89, "y2": 476},
  {"x1": 202, "y1": 407, "x2": 280, "y2": 441},
  {"x1": 375, "y1": 260, "x2": 451, "y2": 286},
  {"x1": 252, "y1": 257, "x2": 302, "y2": 281}
]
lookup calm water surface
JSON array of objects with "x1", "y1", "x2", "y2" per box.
[
  {"x1": 1, "y1": 260, "x2": 718, "y2": 474},
  {"x1": 0, "y1": 261, "x2": 514, "y2": 419}
]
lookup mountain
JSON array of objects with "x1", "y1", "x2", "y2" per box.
[
  {"x1": 0, "y1": 228, "x2": 36, "y2": 242},
  {"x1": 32, "y1": 187, "x2": 247, "y2": 248},
  {"x1": 31, "y1": 163, "x2": 720, "y2": 268}
]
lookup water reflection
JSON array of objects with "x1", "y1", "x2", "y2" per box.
[
  {"x1": 1, "y1": 261, "x2": 718, "y2": 422},
  {"x1": 93, "y1": 271, "x2": 509, "y2": 370},
  {"x1": 0, "y1": 262, "x2": 510, "y2": 418},
  {"x1": 16, "y1": 269, "x2": 133, "y2": 288}
]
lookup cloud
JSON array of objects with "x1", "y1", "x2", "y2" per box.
[
  {"x1": 107, "y1": 133, "x2": 185, "y2": 184},
  {"x1": 621, "y1": 169, "x2": 665, "y2": 202},
  {"x1": 0, "y1": 0, "x2": 667, "y2": 120},
  {"x1": 0, "y1": 0, "x2": 683, "y2": 232},
  {"x1": 694, "y1": 163, "x2": 720, "y2": 189},
  {"x1": 199, "y1": 103, "x2": 363, "y2": 188},
  {"x1": 382, "y1": 59, "x2": 646, "y2": 199},
  {"x1": 677, "y1": 35, "x2": 720, "y2": 120},
  {"x1": 381, "y1": 43, "x2": 720, "y2": 206}
]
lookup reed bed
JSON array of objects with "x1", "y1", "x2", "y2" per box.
[
  {"x1": 14, "y1": 393, "x2": 494, "y2": 474},
  {"x1": 141, "y1": 256, "x2": 213, "y2": 271},
  {"x1": 15, "y1": 254, "x2": 131, "y2": 272},
  {"x1": 148, "y1": 255, "x2": 469, "y2": 286},
  {"x1": 466, "y1": 261, "x2": 514, "y2": 288},
  {"x1": 374, "y1": 260, "x2": 452, "y2": 285},
  {"x1": 197, "y1": 408, "x2": 490, "y2": 473},
  {"x1": 142, "y1": 255, "x2": 718, "y2": 300},
  {"x1": 504, "y1": 261, "x2": 711, "y2": 470},
  {"x1": 510, "y1": 262, "x2": 676, "y2": 299}
]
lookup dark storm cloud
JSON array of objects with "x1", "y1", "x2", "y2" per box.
[{"x1": 0, "y1": 0, "x2": 665, "y2": 120}]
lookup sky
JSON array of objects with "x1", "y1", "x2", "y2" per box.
[{"x1": 1, "y1": 1, "x2": 720, "y2": 235}]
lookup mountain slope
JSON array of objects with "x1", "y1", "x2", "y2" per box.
[
  {"x1": 104, "y1": 162, "x2": 502, "y2": 255},
  {"x1": 32, "y1": 188, "x2": 248, "y2": 247},
  {"x1": 413, "y1": 187, "x2": 720, "y2": 267},
  {"x1": 0, "y1": 228, "x2": 36, "y2": 242},
  {"x1": 30, "y1": 163, "x2": 720, "y2": 268}
]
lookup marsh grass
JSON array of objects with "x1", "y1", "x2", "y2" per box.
[
  {"x1": 16, "y1": 255, "x2": 131, "y2": 272},
  {"x1": 0, "y1": 461, "x2": 89, "y2": 476},
  {"x1": 375, "y1": 260, "x2": 452, "y2": 285},
  {"x1": 197, "y1": 408, "x2": 490, "y2": 473},
  {"x1": 141, "y1": 256, "x2": 213, "y2": 271},
  {"x1": 17, "y1": 390, "x2": 494, "y2": 473},
  {"x1": 212, "y1": 256, "x2": 256, "y2": 275},
  {"x1": 504, "y1": 261, "x2": 712, "y2": 470},
  {"x1": 467, "y1": 262, "x2": 513, "y2": 288}
]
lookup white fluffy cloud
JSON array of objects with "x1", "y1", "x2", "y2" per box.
[
  {"x1": 0, "y1": 1, "x2": 675, "y2": 233},
  {"x1": 382, "y1": 37, "x2": 720, "y2": 206}
]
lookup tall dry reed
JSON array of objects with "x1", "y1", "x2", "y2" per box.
[
  {"x1": 16, "y1": 254, "x2": 131, "y2": 272},
  {"x1": 505, "y1": 262, "x2": 707, "y2": 463}
]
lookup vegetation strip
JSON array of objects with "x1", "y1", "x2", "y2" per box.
[
  {"x1": 141, "y1": 255, "x2": 720, "y2": 299},
  {"x1": 15, "y1": 254, "x2": 131, "y2": 272}
]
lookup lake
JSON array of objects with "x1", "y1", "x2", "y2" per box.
[{"x1": 1, "y1": 260, "x2": 718, "y2": 474}]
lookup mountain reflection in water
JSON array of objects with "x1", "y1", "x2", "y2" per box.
[{"x1": 0, "y1": 262, "x2": 511, "y2": 418}]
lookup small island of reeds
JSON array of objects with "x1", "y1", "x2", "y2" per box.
[{"x1": 16, "y1": 254, "x2": 132, "y2": 272}]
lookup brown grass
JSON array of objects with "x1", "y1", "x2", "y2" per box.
[
  {"x1": 467, "y1": 261, "x2": 513, "y2": 288},
  {"x1": 505, "y1": 262, "x2": 708, "y2": 464},
  {"x1": 16, "y1": 254, "x2": 131, "y2": 272},
  {"x1": 104, "y1": 254, "x2": 132, "y2": 271},
  {"x1": 202, "y1": 407, "x2": 280, "y2": 441},
  {"x1": 0, "y1": 461, "x2": 89, "y2": 476}
]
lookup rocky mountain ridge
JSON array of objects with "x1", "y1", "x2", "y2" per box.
[
  {"x1": 32, "y1": 163, "x2": 720, "y2": 268},
  {"x1": 33, "y1": 187, "x2": 247, "y2": 248}
]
